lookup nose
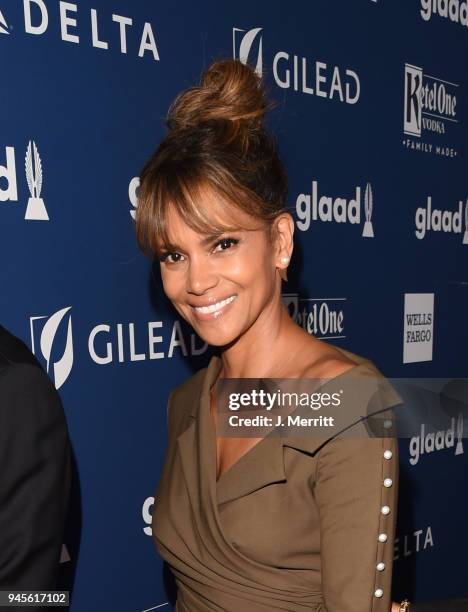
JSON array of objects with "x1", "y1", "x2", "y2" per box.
[{"x1": 186, "y1": 254, "x2": 218, "y2": 296}]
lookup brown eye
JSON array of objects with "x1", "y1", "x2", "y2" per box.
[
  {"x1": 159, "y1": 252, "x2": 184, "y2": 264},
  {"x1": 213, "y1": 238, "x2": 239, "y2": 252}
]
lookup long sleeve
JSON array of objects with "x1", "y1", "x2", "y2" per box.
[
  {"x1": 0, "y1": 362, "x2": 72, "y2": 591},
  {"x1": 314, "y1": 430, "x2": 399, "y2": 612}
]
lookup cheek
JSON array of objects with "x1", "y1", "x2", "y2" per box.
[
  {"x1": 160, "y1": 269, "x2": 182, "y2": 302},
  {"x1": 225, "y1": 245, "x2": 271, "y2": 283}
]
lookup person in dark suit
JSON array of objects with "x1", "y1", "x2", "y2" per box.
[{"x1": 0, "y1": 324, "x2": 71, "y2": 592}]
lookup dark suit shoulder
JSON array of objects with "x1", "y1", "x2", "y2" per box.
[
  {"x1": 0, "y1": 325, "x2": 41, "y2": 371},
  {"x1": 0, "y1": 361, "x2": 65, "y2": 427}
]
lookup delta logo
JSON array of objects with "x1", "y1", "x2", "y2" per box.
[{"x1": 0, "y1": 2, "x2": 160, "y2": 61}]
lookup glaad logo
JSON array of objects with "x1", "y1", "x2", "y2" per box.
[
  {"x1": 30, "y1": 307, "x2": 74, "y2": 390},
  {"x1": 403, "y1": 63, "x2": 460, "y2": 158},
  {"x1": 0, "y1": 141, "x2": 49, "y2": 220},
  {"x1": 295, "y1": 180, "x2": 375, "y2": 237},
  {"x1": 17, "y1": 0, "x2": 160, "y2": 61},
  {"x1": 282, "y1": 294, "x2": 346, "y2": 339},
  {"x1": 0, "y1": 9, "x2": 10, "y2": 34},
  {"x1": 233, "y1": 27, "x2": 360, "y2": 105},
  {"x1": 409, "y1": 415, "x2": 464, "y2": 465},
  {"x1": 129, "y1": 176, "x2": 139, "y2": 220},
  {"x1": 403, "y1": 293, "x2": 434, "y2": 364},
  {"x1": 415, "y1": 196, "x2": 468, "y2": 243},
  {"x1": 142, "y1": 496, "x2": 154, "y2": 536},
  {"x1": 420, "y1": 0, "x2": 468, "y2": 26}
]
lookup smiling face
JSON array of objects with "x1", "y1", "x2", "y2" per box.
[{"x1": 156, "y1": 188, "x2": 282, "y2": 348}]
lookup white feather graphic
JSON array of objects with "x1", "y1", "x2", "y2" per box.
[
  {"x1": 24, "y1": 141, "x2": 43, "y2": 198},
  {"x1": 0, "y1": 10, "x2": 9, "y2": 34},
  {"x1": 365, "y1": 182, "x2": 373, "y2": 220},
  {"x1": 53, "y1": 316, "x2": 73, "y2": 390},
  {"x1": 25, "y1": 141, "x2": 34, "y2": 196},
  {"x1": 34, "y1": 141, "x2": 43, "y2": 197},
  {"x1": 237, "y1": 28, "x2": 262, "y2": 76},
  {"x1": 40, "y1": 307, "x2": 72, "y2": 371}
]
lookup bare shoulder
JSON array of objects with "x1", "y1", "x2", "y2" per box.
[
  {"x1": 301, "y1": 356, "x2": 358, "y2": 380},
  {"x1": 298, "y1": 340, "x2": 360, "y2": 380}
]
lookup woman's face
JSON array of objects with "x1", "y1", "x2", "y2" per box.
[{"x1": 157, "y1": 192, "x2": 281, "y2": 347}]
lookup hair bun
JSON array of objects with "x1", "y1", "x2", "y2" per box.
[{"x1": 166, "y1": 59, "x2": 269, "y2": 141}]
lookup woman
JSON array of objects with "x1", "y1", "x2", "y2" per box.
[{"x1": 135, "y1": 59, "x2": 409, "y2": 612}]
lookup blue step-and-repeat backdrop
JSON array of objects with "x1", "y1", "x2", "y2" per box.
[{"x1": 1, "y1": 1, "x2": 467, "y2": 610}]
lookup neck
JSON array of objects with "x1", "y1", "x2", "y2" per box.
[{"x1": 215, "y1": 301, "x2": 316, "y2": 381}]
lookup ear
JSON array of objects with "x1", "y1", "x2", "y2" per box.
[{"x1": 272, "y1": 213, "x2": 294, "y2": 282}]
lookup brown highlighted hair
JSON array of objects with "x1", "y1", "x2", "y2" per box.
[{"x1": 135, "y1": 58, "x2": 288, "y2": 264}]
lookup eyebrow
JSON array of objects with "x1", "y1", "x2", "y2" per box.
[{"x1": 160, "y1": 231, "x2": 234, "y2": 251}]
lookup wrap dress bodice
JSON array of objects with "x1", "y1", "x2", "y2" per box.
[{"x1": 152, "y1": 347, "x2": 402, "y2": 611}]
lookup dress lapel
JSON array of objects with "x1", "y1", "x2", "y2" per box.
[
  {"x1": 176, "y1": 353, "x2": 401, "y2": 508},
  {"x1": 177, "y1": 354, "x2": 289, "y2": 506}
]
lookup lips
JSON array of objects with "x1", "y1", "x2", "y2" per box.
[{"x1": 192, "y1": 294, "x2": 237, "y2": 314}]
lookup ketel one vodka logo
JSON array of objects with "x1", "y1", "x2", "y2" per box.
[
  {"x1": 403, "y1": 63, "x2": 460, "y2": 158},
  {"x1": 282, "y1": 294, "x2": 346, "y2": 339},
  {"x1": 295, "y1": 180, "x2": 374, "y2": 237}
]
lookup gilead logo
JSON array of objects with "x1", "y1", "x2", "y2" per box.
[
  {"x1": 21, "y1": 0, "x2": 160, "y2": 60},
  {"x1": 233, "y1": 27, "x2": 360, "y2": 105},
  {"x1": 233, "y1": 27, "x2": 262, "y2": 77},
  {"x1": 30, "y1": 307, "x2": 74, "y2": 390}
]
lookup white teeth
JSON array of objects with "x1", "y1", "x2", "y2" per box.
[{"x1": 194, "y1": 295, "x2": 236, "y2": 314}]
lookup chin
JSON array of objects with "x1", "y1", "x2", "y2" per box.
[{"x1": 194, "y1": 326, "x2": 241, "y2": 349}]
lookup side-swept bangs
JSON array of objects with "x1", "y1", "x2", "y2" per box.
[{"x1": 135, "y1": 157, "x2": 273, "y2": 258}]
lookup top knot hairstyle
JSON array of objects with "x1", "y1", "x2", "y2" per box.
[{"x1": 135, "y1": 58, "x2": 288, "y2": 261}]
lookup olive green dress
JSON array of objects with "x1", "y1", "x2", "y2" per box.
[{"x1": 152, "y1": 347, "x2": 402, "y2": 611}]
